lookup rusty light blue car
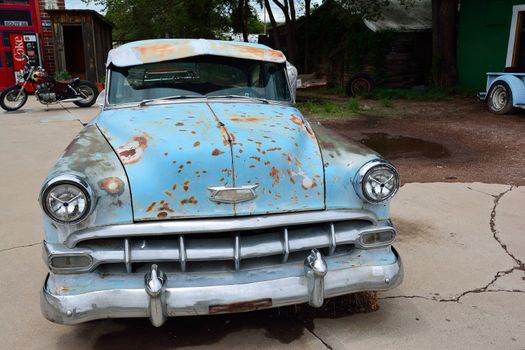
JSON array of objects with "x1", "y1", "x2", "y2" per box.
[{"x1": 39, "y1": 39, "x2": 403, "y2": 327}]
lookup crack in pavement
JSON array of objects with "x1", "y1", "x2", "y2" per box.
[
  {"x1": 490, "y1": 186, "x2": 523, "y2": 267},
  {"x1": 381, "y1": 265, "x2": 525, "y2": 304},
  {"x1": 382, "y1": 186, "x2": 525, "y2": 304},
  {"x1": 466, "y1": 186, "x2": 499, "y2": 198},
  {"x1": 305, "y1": 327, "x2": 333, "y2": 350},
  {"x1": 0, "y1": 241, "x2": 41, "y2": 254}
]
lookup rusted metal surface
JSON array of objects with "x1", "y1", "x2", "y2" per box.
[
  {"x1": 311, "y1": 123, "x2": 390, "y2": 220},
  {"x1": 209, "y1": 298, "x2": 272, "y2": 314},
  {"x1": 43, "y1": 125, "x2": 133, "y2": 243},
  {"x1": 106, "y1": 39, "x2": 286, "y2": 67},
  {"x1": 209, "y1": 102, "x2": 325, "y2": 216},
  {"x1": 96, "y1": 103, "x2": 235, "y2": 221},
  {"x1": 96, "y1": 102, "x2": 326, "y2": 220}
]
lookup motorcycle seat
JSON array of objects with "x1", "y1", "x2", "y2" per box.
[{"x1": 56, "y1": 77, "x2": 80, "y2": 84}]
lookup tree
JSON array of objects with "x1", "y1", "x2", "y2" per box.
[
  {"x1": 432, "y1": 0, "x2": 459, "y2": 88},
  {"x1": 271, "y1": 0, "x2": 298, "y2": 62},
  {"x1": 84, "y1": 0, "x2": 245, "y2": 41}
]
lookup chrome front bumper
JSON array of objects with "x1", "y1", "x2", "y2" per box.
[{"x1": 41, "y1": 247, "x2": 403, "y2": 326}]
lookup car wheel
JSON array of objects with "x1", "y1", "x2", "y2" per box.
[
  {"x1": 488, "y1": 81, "x2": 515, "y2": 114},
  {"x1": 346, "y1": 73, "x2": 374, "y2": 97}
]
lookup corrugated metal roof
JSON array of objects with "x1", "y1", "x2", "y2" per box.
[
  {"x1": 107, "y1": 39, "x2": 286, "y2": 67},
  {"x1": 363, "y1": 0, "x2": 432, "y2": 32}
]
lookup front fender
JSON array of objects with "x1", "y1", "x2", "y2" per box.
[
  {"x1": 41, "y1": 125, "x2": 133, "y2": 244},
  {"x1": 311, "y1": 123, "x2": 391, "y2": 220}
]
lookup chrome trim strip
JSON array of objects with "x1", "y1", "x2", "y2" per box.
[
  {"x1": 40, "y1": 249, "x2": 403, "y2": 324},
  {"x1": 65, "y1": 210, "x2": 377, "y2": 248}
]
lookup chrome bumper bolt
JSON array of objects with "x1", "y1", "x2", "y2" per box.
[{"x1": 304, "y1": 248, "x2": 328, "y2": 308}]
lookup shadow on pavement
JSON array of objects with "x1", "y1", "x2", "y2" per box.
[{"x1": 55, "y1": 294, "x2": 380, "y2": 349}]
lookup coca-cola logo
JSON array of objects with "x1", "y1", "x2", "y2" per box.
[{"x1": 13, "y1": 36, "x2": 25, "y2": 62}]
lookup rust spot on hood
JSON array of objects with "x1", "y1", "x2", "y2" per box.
[
  {"x1": 290, "y1": 115, "x2": 316, "y2": 139},
  {"x1": 157, "y1": 212, "x2": 168, "y2": 218},
  {"x1": 212, "y1": 148, "x2": 224, "y2": 156},
  {"x1": 183, "y1": 180, "x2": 190, "y2": 192},
  {"x1": 116, "y1": 132, "x2": 151, "y2": 165},
  {"x1": 269, "y1": 167, "x2": 280, "y2": 186},
  {"x1": 180, "y1": 196, "x2": 198, "y2": 205},
  {"x1": 301, "y1": 177, "x2": 318, "y2": 190},
  {"x1": 98, "y1": 177, "x2": 125, "y2": 196},
  {"x1": 193, "y1": 141, "x2": 200, "y2": 147},
  {"x1": 230, "y1": 117, "x2": 261, "y2": 122},
  {"x1": 146, "y1": 202, "x2": 157, "y2": 212}
]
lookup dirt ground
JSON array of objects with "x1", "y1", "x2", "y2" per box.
[{"x1": 304, "y1": 96, "x2": 525, "y2": 185}]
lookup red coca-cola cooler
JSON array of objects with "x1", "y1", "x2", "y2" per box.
[{"x1": 8, "y1": 33, "x2": 41, "y2": 91}]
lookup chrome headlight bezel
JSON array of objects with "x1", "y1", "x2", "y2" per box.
[
  {"x1": 354, "y1": 160, "x2": 400, "y2": 204},
  {"x1": 40, "y1": 174, "x2": 94, "y2": 224}
]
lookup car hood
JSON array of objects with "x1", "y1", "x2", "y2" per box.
[{"x1": 96, "y1": 102, "x2": 325, "y2": 221}]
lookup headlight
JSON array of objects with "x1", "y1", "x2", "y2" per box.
[
  {"x1": 40, "y1": 175, "x2": 93, "y2": 223},
  {"x1": 354, "y1": 160, "x2": 399, "y2": 203}
]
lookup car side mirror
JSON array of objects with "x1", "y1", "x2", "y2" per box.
[
  {"x1": 96, "y1": 89, "x2": 106, "y2": 109},
  {"x1": 286, "y1": 62, "x2": 298, "y2": 104}
]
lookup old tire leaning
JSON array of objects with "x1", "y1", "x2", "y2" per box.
[
  {"x1": 0, "y1": 85, "x2": 28, "y2": 111},
  {"x1": 73, "y1": 81, "x2": 99, "y2": 107},
  {"x1": 488, "y1": 81, "x2": 515, "y2": 114},
  {"x1": 346, "y1": 73, "x2": 374, "y2": 97}
]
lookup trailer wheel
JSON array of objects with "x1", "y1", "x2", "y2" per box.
[
  {"x1": 346, "y1": 73, "x2": 374, "y2": 97},
  {"x1": 488, "y1": 81, "x2": 515, "y2": 114}
]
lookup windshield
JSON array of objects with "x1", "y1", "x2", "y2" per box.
[{"x1": 108, "y1": 55, "x2": 291, "y2": 105}]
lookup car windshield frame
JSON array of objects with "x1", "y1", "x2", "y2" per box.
[{"x1": 106, "y1": 55, "x2": 292, "y2": 107}]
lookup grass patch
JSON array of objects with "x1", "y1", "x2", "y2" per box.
[
  {"x1": 365, "y1": 86, "x2": 479, "y2": 101},
  {"x1": 297, "y1": 98, "x2": 361, "y2": 119},
  {"x1": 366, "y1": 87, "x2": 450, "y2": 101}
]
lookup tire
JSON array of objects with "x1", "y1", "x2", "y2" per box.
[
  {"x1": 488, "y1": 81, "x2": 515, "y2": 114},
  {"x1": 0, "y1": 85, "x2": 28, "y2": 111},
  {"x1": 73, "y1": 80, "x2": 99, "y2": 107},
  {"x1": 346, "y1": 73, "x2": 374, "y2": 97}
]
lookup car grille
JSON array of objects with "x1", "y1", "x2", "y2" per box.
[{"x1": 72, "y1": 219, "x2": 375, "y2": 273}]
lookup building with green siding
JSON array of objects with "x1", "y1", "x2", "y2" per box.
[{"x1": 458, "y1": 0, "x2": 525, "y2": 88}]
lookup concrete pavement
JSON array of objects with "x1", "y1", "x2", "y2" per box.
[{"x1": 0, "y1": 98, "x2": 523, "y2": 349}]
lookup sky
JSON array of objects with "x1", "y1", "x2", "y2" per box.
[{"x1": 64, "y1": 0, "x2": 322, "y2": 22}]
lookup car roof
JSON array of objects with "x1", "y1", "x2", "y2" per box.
[{"x1": 106, "y1": 39, "x2": 286, "y2": 67}]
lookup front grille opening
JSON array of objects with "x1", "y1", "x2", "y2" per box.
[{"x1": 77, "y1": 219, "x2": 368, "y2": 275}]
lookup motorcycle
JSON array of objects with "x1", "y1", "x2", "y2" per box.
[{"x1": 0, "y1": 54, "x2": 99, "y2": 111}]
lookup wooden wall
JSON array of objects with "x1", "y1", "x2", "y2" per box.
[{"x1": 49, "y1": 10, "x2": 112, "y2": 83}]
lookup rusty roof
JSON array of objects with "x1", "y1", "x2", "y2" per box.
[{"x1": 106, "y1": 39, "x2": 287, "y2": 67}]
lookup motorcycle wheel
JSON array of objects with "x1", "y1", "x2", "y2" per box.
[
  {"x1": 73, "y1": 81, "x2": 99, "y2": 107},
  {"x1": 0, "y1": 86, "x2": 28, "y2": 111}
]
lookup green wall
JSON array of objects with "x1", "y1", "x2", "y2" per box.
[{"x1": 457, "y1": 0, "x2": 525, "y2": 88}]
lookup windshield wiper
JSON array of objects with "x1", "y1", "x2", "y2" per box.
[
  {"x1": 138, "y1": 95, "x2": 203, "y2": 107},
  {"x1": 207, "y1": 95, "x2": 269, "y2": 104}
]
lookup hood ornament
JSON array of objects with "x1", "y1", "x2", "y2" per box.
[{"x1": 208, "y1": 184, "x2": 258, "y2": 204}]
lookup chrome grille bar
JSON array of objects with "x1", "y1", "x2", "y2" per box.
[
  {"x1": 328, "y1": 223, "x2": 336, "y2": 255},
  {"x1": 282, "y1": 228, "x2": 290, "y2": 263},
  {"x1": 179, "y1": 235, "x2": 186, "y2": 272}
]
